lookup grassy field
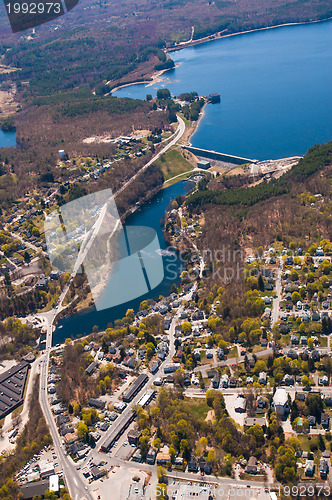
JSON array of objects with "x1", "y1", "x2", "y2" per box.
[
  {"x1": 156, "y1": 147, "x2": 194, "y2": 181},
  {"x1": 183, "y1": 397, "x2": 210, "y2": 420}
]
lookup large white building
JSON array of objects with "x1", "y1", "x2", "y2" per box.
[{"x1": 171, "y1": 484, "x2": 213, "y2": 500}]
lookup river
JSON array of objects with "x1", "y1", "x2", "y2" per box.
[
  {"x1": 113, "y1": 19, "x2": 332, "y2": 160},
  {"x1": 53, "y1": 180, "x2": 193, "y2": 344}
]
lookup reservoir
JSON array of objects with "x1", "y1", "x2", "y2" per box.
[
  {"x1": 0, "y1": 129, "x2": 16, "y2": 148},
  {"x1": 114, "y1": 20, "x2": 332, "y2": 160},
  {"x1": 53, "y1": 180, "x2": 192, "y2": 344}
]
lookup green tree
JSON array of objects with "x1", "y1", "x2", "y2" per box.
[
  {"x1": 76, "y1": 422, "x2": 88, "y2": 440},
  {"x1": 157, "y1": 88, "x2": 171, "y2": 100},
  {"x1": 291, "y1": 291, "x2": 301, "y2": 304}
]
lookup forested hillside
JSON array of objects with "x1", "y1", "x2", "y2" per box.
[
  {"x1": 187, "y1": 141, "x2": 332, "y2": 254},
  {"x1": 0, "y1": 0, "x2": 332, "y2": 95}
]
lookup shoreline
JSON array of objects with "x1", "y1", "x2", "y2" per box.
[
  {"x1": 167, "y1": 16, "x2": 332, "y2": 52},
  {"x1": 110, "y1": 16, "x2": 332, "y2": 95},
  {"x1": 111, "y1": 63, "x2": 180, "y2": 94}
]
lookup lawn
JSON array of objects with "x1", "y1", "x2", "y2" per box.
[
  {"x1": 183, "y1": 397, "x2": 210, "y2": 420},
  {"x1": 228, "y1": 346, "x2": 238, "y2": 358},
  {"x1": 156, "y1": 147, "x2": 194, "y2": 181}
]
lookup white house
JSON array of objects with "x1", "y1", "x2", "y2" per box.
[{"x1": 272, "y1": 388, "x2": 289, "y2": 416}]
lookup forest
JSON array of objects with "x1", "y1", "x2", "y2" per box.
[
  {"x1": 0, "y1": 317, "x2": 39, "y2": 361},
  {"x1": 186, "y1": 141, "x2": 332, "y2": 209}
]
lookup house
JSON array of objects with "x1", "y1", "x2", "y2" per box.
[
  {"x1": 319, "y1": 375, "x2": 328, "y2": 386},
  {"x1": 146, "y1": 448, "x2": 157, "y2": 465},
  {"x1": 319, "y1": 459, "x2": 328, "y2": 479},
  {"x1": 85, "y1": 361, "x2": 97, "y2": 376},
  {"x1": 174, "y1": 457, "x2": 184, "y2": 467},
  {"x1": 257, "y1": 396, "x2": 267, "y2": 409},
  {"x1": 321, "y1": 413, "x2": 330, "y2": 429},
  {"x1": 295, "y1": 392, "x2": 306, "y2": 402},
  {"x1": 246, "y1": 456, "x2": 258, "y2": 474},
  {"x1": 20, "y1": 476, "x2": 59, "y2": 500},
  {"x1": 128, "y1": 429, "x2": 142, "y2": 446},
  {"x1": 187, "y1": 458, "x2": 199, "y2": 473},
  {"x1": 235, "y1": 396, "x2": 246, "y2": 413},
  {"x1": 56, "y1": 414, "x2": 69, "y2": 425},
  {"x1": 286, "y1": 349, "x2": 298, "y2": 360},
  {"x1": 36, "y1": 276, "x2": 48, "y2": 290},
  {"x1": 243, "y1": 417, "x2": 266, "y2": 431},
  {"x1": 305, "y1": 460, "x2": 315, "y2": 477},
  {"x1": 156, "y1": 452, "x2": 170, "y2": 465},
  {"x1": 100, "y1": 422, "x2": 109, "y2": 431},
  {"x1": 291, "y1": 335, "x2": 299, "y2": 345},
  {"x1": 282, "y1": 374, "x2": 294, "y2": 386},
  {"x1": 324, "y1": 396, "x2": 332, "y2": 407},
  {"x1": 308, "y1": 415, "x2": 316, "y2": 427},
  {"x1": 271, "y1": 388, "x2": 289, "y2": 416},
  {"x1": 132, "y1": 449, "x2": 142, "y2": 462},
  {"x1": 212, "y1": 375, "x2": 220, "y2": 389},
  {"x1": 60, "y1": 423, "x2": 74, "y2": 436},
  {"x1": 217, "y1": 348, "x2": 224, "y2": 360},
  {"x1": 64, "y1": 432, "x2": 78, "y2": 445},
  {"x1": 199, "y1": 458, "x2": 212, "y2": 475},
  {"x1": 88, "y1": 398, "x2": 105, "y2": 410},
  {"x1": 259, "y1": 372, "x2": 267, "y2": 385},
  {"x1": 229, "y1": 376, "x2": 237, "y2": 388},
  {"x1": 221, "y1": 374, "x2": 229, "y2": 388},
  {"x1": 300, "y1": 336, "x2": 307, "y2": 346},
  {"x1": 310, "y1": 350, "x2": 320, "y2": 362}
]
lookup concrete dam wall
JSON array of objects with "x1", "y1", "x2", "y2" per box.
[{"x1": 182, "y1": 145, "x2": 257, "y2": 165}]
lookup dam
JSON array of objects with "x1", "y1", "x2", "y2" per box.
[{"x1": 182, "y1": 145, "x2": 258, "y2": 165}]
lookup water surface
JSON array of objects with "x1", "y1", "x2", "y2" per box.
[
  {"x1": 53, "y1": 180, "x2": 192, "y2": 343},
  {"x1": 114, "y1": 20, "x2": 332, "y2": 160}
]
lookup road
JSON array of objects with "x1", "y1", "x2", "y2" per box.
[
  {"x1": 193, "y1": 348, "x2": 273, "y2": 377},
  {"x1": 36, "y1": 115, "x2": 187, "y2": 500},
  {"x1": 114, "y1": 115, "x2": 185, "y2": 199},
  {"x1": 271, "y1": 258, "x2": 282, "y2": 326},
  {"x1": 39, "y1": 356, "x2": 92, "y2": 500}
]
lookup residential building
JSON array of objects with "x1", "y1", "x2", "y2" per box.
[{"x1": 271, "y1": 388, "x2": 289, "y2": 416}]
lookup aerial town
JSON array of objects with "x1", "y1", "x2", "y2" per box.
[{"x1": 2, "y1": 177, "x2": 332, "y2": 499}]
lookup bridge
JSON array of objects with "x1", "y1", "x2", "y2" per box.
[{"x1": 182, "y1": 145, "x2": 258, "y2": 165}]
